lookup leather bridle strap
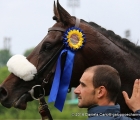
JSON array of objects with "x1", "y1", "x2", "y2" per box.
[
  {"x1": 36, "y1": 44, "x2": 64, "y2": 76},
  {"x1": 48, "y1": 17, "x2": 80, "y2": 32},
  {"x1": 75, "y1": 18, "x2": 80, "y2": 27},
  {"x1": 48, "y1": 27, "x2": 65, "y2": 32}
]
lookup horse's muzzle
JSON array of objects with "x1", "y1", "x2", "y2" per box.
[
  {"x1": 0, "y1": 85, "x2": 33, "y2": 110},
  {"x1": 13, "y1": 93, "x2": 32, "y2": 110},
  {"x1": 0, "y1": 86, "x2": 8, "y2": 103}
]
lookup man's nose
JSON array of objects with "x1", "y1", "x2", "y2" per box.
[{"x1": 74, "y1": 85, "x2": 80, "y2": 94}]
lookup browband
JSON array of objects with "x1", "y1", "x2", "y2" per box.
[
  {"x1": 48, "y1": 27, "x2": 65, "y2": 32},
  {"x1": 48, "y1": 17, "x2": 80, "y2": 32}
]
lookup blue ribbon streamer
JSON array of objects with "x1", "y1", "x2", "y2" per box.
[{"x1": 48, "y1": 49, "x2": 75, "y2": 111}]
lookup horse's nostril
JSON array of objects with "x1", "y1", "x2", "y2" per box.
[{"x1": 0, "y1": 87, "x2": 8, "y2": 101}]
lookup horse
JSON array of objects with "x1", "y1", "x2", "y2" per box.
[{"x1": 0, "y1": 0, "x2": 140, "y2": 114}]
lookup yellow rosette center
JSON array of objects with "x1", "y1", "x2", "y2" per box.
[{"x1": 67, "y1": 30, "x2": 84, "y2": 50}]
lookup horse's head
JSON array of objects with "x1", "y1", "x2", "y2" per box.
[{"x1": 0, "y1": 1, "x2": 89, "y2": 110}]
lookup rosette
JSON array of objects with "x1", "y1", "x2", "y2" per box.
[{"x1": 63, "y1": 27, "x2": 85, "y2": 51}]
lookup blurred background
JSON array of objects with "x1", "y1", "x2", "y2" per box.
[{"x1": 0, "y1": 0, "x2": 140, "y2": 119}]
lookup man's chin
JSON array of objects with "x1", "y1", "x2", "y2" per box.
[
  {"x1": 78, "y1": 103, "x2": 85, "y2": 108},
  {"x1": 78, "y1": 103, "x2": 90, "y2": 108}
]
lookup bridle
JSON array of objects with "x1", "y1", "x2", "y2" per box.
[
  {"x1": 27, "y1": 28, "x2": 66, "y2": 120},
  {"x1": 28, "y1": 17, "x2": 80, "y2": 120},
  {"x1": 28, "y1": 38, "x2": 64, "y2": 100},
  {"x1": 28, "y1": 17, "x2": 80, "y2": 100}
]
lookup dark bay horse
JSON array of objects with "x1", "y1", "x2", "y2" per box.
[{"x1": 0, "y1": 0, "x2": 140, "y2": 113}]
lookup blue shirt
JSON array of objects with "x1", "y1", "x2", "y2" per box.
[{"x1": 87, "y1": 104, "x2": 140, "y2": 120}]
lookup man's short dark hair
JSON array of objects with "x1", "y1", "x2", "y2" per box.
[{"x1": 85, "y1": 65, "x2": 121, "y2": 102}]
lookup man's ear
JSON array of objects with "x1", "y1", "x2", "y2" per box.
[{"x1": 97, "y1": 86, "x2": 107, "y2": 98}]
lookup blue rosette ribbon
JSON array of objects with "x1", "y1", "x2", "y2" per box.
[{"x1": 48, "y1": 27, "x2": 85, "y2": 111}]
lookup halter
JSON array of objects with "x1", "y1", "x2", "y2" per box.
[{"x1": 28, "y1": 17, "x2": 81, "y2": 120}]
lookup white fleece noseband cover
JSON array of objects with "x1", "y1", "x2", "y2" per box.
[{"x1": 7, "y1": 55, "x2": 37, "y2": 81}]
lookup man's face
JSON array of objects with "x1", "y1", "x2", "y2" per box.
[{"x1": 74, "y1": 71, "x2": 97, "y2": 108}]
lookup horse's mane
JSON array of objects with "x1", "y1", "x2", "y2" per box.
[{"x1": 83, "y1": 20, "x2": 140, "y2": 57}]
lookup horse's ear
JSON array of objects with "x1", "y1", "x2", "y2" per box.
[
  {"x1": 53, "y1": 1, "x2": 60, "y2": 22},
  {"x1": 56, "y1": 0, "x2": 73, "y2": 25}
]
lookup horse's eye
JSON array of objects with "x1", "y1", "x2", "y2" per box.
[{"x1": 43, "y1": 42, "x2": 52, "y2": 51}]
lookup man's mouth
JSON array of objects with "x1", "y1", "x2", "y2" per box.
[{"x1": 78, "y1": 96, "x2": 82, "y2": 99}]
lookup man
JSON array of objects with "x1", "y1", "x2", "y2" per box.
[{"x1": 74, "y1": 65, "x2": 140, "y2": 120}]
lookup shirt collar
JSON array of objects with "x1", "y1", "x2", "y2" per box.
[{"x1": 88, "y1": 104, "x2": 120, "y2": 114}]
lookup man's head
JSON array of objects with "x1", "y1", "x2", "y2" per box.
[{"x1": 74, "y1": 65, "x2": 121, "y2": 108}]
